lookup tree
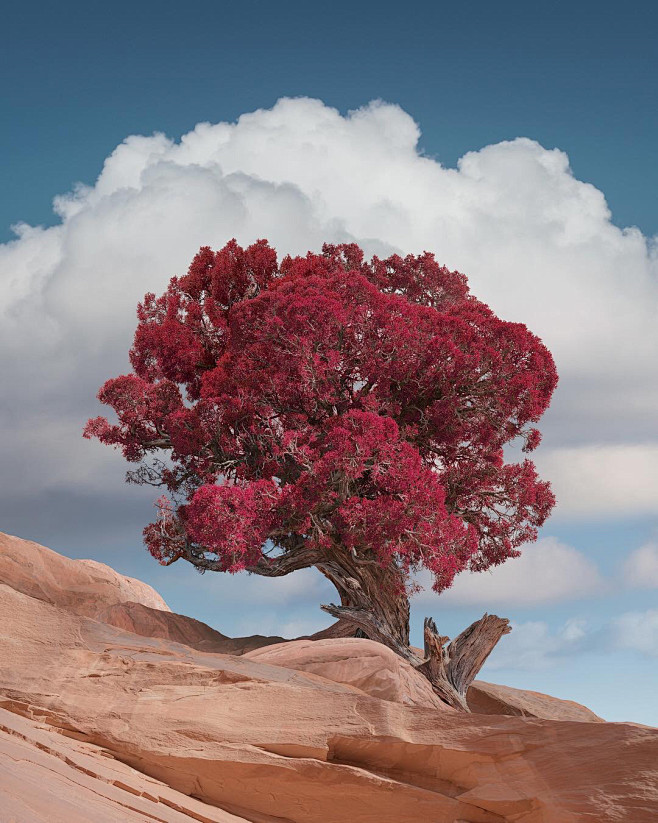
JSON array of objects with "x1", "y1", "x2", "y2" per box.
[{"x1": 85, "y1": 240, "x2": 557, "y2": 709}]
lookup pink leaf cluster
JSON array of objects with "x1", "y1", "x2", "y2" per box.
[{"x1": 85, "y1": 240, "x2": 557, "y2": 593}]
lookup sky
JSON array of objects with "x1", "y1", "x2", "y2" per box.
[{"x1": 1, "y1": 1, "x2": 657, "y2": 724}]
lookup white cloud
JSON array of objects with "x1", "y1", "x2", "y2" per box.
[
  {"x1": 415, "y1": 537, "x2": 605, "y2": 607},
  {"x1": 484, "y1": 618, "x2": 591, "y2": 670},
  {"x1": 0, "y1": 96, "x2": 656, "y2": 520},
  {"x1": 484, "y1": 608, "x2": 658, "y2": 669},
  {"x1": 611, "y1": 609, "x2": 658, "y2": 657},
  {"x1": 624, "y1": 542, "x2": 658, "y2": 587},
  {"x1": 535, "y1": 445, "x2": 658, "y2": 519}
]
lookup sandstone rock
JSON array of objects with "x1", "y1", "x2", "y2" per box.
[
  {"x1": 245, "y1": 636, "x2": 449, "y2": 710},
  {"x1": 1, "y1": 532, "x2": 657, "y2": 822},
  {"x1": 0, "y1": 532, "x2": 285, "y2": 656},
  {"x1": 0, "y1": 707, "x2": 248, "y2": 822},
  {"x1": 468, "y1": 680, "x2": 604, "y2": 722},
  {"x1": 0, "y1": 531, "x2": 169, "y2": 617},
  {"x1": 98, "y1": 600, "x2": 285, "y2": 655}
]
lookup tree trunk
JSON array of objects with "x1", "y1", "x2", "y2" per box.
[
  {"x1": 314, "y1": 547, "x2": 511, "y2": 711},
  {"x1": 316, "y1": 549, "x2": 412, "y2": 657}
]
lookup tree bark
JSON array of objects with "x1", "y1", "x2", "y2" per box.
[
  {"x1": 316, "y1": 548, "x2": 414, "y2": 661},
  {"x1": 313, "y1": 547, "x2": 511, "y2": 711},
  {"x1": 415, "y1": 614, "x2": 511, "y2": 710}
]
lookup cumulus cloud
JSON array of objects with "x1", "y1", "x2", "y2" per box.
[
  {"x1": 485, "y1": 608, "x2": 658, "y2": 669},
  {"x1": 1, "y1": 96, "x2": 657, "y2": 523},
  {"x1": 624, "y1": 542, "x2": 658, "y2": 587},
  {"x1": 611, "y1": 609, "x2": 658, "y2": 657},
  {"x1": 535, "y1": 445, "x2": 658, "y2": 519},
  {"x1": 414, "y1": 537, "x2": 606, "y2": 607},
  {"x1": 484, "y1": 618, "x2": 591, "y2": 670}
]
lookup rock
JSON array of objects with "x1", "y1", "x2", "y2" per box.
[
  {"x1": 0, "y1": 707, "x2": 247, "y2": 822},
  {"x1": 98, "y1": 600, "x2": 285, "y2": 655},
  {"x1": 468, "y1": 680, "x2": 604, "y2": 722},
  {"x1": 0, "y1": 532, "x2": 285, "y2": 655},
  {"x1": 245, "y1": 637, "x2": 449, "y2": 710},
  {"x1": 2, "y1": 531, "x2": 657, "y2": 822},
  {"x1": 0, "y1": 531, "x2": 169, "y2": 617}
]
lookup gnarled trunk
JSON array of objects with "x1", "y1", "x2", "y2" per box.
[
  {"x1": 313, "y1": 547, "x2": 510, "y2": 711},
  {"x1": 316, "y1": 550, "x2": 411, "y2": 651}
]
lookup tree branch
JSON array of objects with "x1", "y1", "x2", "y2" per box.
[
  {"x1": 447, "y1": 613, "x2": 511, "y2": 693},
  {"x1": 245, "y1": 543, "x2": 321, "y2": 577},
  {"x1": 417, "y1": 613, "x2": 511, "y2": 710},
  {"x1": 320, "y1": 602, "x2": 420, "y2": 666},
  {"x1": 305, "y1": 619, "x2": 364, "y2": 640}
]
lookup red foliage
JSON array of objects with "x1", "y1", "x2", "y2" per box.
[{"x1": 85, "y1": 240, "x2": 557, "y2": 594}]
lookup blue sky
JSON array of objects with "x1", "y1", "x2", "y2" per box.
[
  {"x1": 1, "y1": 1, "x2": 657, "y2": 724},
  {"x1": 3, "y1": 1, "x2": 657, "y2": 240}
]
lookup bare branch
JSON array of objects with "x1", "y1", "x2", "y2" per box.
[
  {"x1": 416, "y1": 613, "x2": 511, "y2": 710},
  {"x1": 245, "y1": 544, "x2": 321, "y2": 577}
]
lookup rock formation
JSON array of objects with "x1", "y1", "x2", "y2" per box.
[
  {"x1": 466, "y1": 680, "x2": 604, "y2": 722},
  {"x1": 0, "y1": 531, "x2": 170, "y2": 617},
  {"x1": 1, "y1": 531, "x2": 656, "y2": 822}
]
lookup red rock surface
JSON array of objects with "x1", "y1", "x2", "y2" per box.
[
  {"x1": 1, "y1": 531, "x2": 657, "y2": 822},
  {"x1": 99, "y1": 600, "x2": 285, "y2": 655},
  {"x1": 245, "y1": 637, "x2": 448, "y2": 710},
  {"x1": 0, "y1": 708, "x2": 246, "y2": 822},
  {"x1": 468, "y1": 680, "x2": 604, "y2": 722},
  {"x1": 0, "y1": 531, "x2": 169, "y2": 617}
]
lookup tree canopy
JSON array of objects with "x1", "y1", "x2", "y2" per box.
[{"x1": 86, "y1": 240, "x2": 557, "y2": 598}]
